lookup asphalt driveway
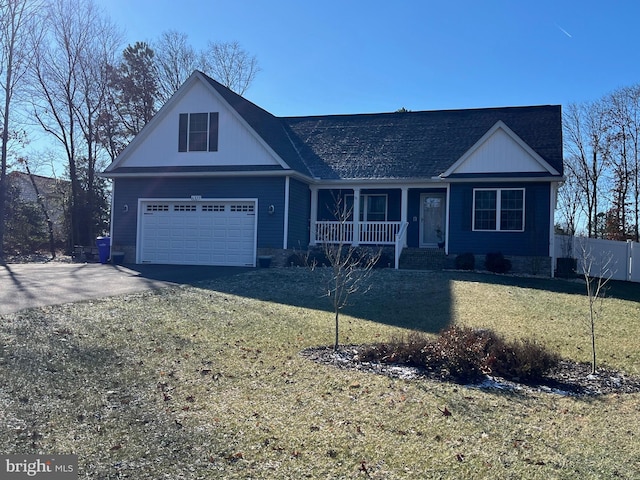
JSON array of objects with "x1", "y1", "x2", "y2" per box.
[{"x1": 0, "y1": 263, "x2": 250, "y2": 315}]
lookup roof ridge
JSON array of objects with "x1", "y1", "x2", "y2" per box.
[
  {"x1": 197, "y1": 71, "x2": 313, "y2": 177},
  {"x1": 197, "y1": 70, "x2": 277, "y2": 121},
  {"x1": 281, "y1": 104, "x2": 561, "y2": 121}
]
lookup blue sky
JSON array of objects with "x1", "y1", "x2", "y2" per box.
[{"x1": 101, "y1": 0, "x2": 640, "y2": 117}]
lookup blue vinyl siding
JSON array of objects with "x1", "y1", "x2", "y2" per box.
[
  {"x1": 287, "y1": 178, "x2": 310, "y2": 248},
  {"x1": 448, "y1": 182, "x2": 551, "y2": 256},
  {"x1": 111, "y1": 176, "x2": 286, "y2": 249},
  {"x1": 112, "y1": 177, "x2": 553, "y2": 258}
]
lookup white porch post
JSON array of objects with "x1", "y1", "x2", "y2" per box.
[
  {"x1": 310, "y1": 186, "x2": 318, "y2": 246},
  {"x1": 400, "y1": 187, "x2": 408, "y2": 247},
  {"x1": 352, "y1": 187, "x2": 361, "y2": 246}
]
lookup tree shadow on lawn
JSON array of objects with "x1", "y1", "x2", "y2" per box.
[
  {"x1": 195, "y1": 267, "x2": 639, "y2": 336},
  {"x1": 197, "y1": 268, "x2": 455, "y2": 334},
  {"x1": 457, "y1": 270, "x2": 640, "y2": 303}
]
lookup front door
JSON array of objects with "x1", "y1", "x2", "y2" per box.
[{"x1": 420, "y1": 193, "x2": 446, "y2": 247}]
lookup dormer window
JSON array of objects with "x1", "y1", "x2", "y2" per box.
[{"x1": 178, "y1": 112, "x2": 219, "y2": 152}]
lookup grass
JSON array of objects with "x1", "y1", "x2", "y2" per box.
[{"x1": 1, "y1": 268, "x2": 639, "y2": 479}]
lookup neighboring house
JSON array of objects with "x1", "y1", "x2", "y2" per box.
[
  {"x1": 8, "y1": 171, "x2": 69, "y2": 241},
  {"x1": 101, "y1": 71, "x2": 563, "y2": 274}
]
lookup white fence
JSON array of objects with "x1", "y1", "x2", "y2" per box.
[{"x1": 555, "y1": 235, "x2": 640, "y2": 283}]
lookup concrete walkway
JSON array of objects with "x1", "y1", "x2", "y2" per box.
[{"x1": 0, "y1": 263, "x2": 249, "y2": 315}]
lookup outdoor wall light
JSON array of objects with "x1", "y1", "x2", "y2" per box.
[
  {"x1": 123, "y1": 204, "x2": 129, "y2": 213},
  {"x1": 268, "y1": 204, "x2": 275, "y2": 215}
]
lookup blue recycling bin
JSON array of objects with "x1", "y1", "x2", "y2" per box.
[{"x1": 96, "y1": 236, "x2": 111, "y2": 264}]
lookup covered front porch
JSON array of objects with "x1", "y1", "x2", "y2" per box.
[{"x1": 309, "y1": 185, "x2": 449, "y2": 251}]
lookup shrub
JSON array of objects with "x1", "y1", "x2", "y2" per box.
[
  {"x1": 488, "y1": 337, "x2": 560, "y2": 382},
  {"x1": 287, "y1": 253, "x2": 306, "y2": 267},
  {"x1": 485, "y1": 252, "x2": 512, "y2": 274},
  {"x1": 430, "y1": 326, "x2": 497, "y2": 381},
  {"x1": 289, "y1": 248, "x2": 390, "y2": 269},
  {"x1": 455, "y1": 252, "x2": 475, "y2": 270},
  {"x1": 357, "y1": 332, "x2": 431, "y2": 366},
  {"x1": 358, "y1": 326, "x2": 560, "y2": 383},
  {"x1": 286, "y1": 250, "x2": 331, "y2": 267}
]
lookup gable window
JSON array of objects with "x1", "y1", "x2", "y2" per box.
[
  {"x1": 178, "y1": 112, "x2": 219, "y2": 152},
  {"x1": 344, "y1": 194, "x2": 388, "y2": 222},
  {"x1": 473, "y1": 188, "x2": 524, "y2": 231}
]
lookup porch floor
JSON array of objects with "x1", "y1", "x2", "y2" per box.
[{"x1": 398, "y1": 248, "x2": 452, "y2": 271}]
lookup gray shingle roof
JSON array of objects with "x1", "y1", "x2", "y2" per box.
[
  {"x1": 281, "y1": 106, "x2": 563, "y2": 180},
  {"x1": 200, "y1": 73, "x2": 313, "y2": 177},
  {"x1": 202, "y1": 73, "x2": 563, "y2": 181}
]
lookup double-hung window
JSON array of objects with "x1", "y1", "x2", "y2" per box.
[
  {"x1": 473, "y1": 188, "x2": 524, "y2": 231},
  {"x1": 363, "y1": 195, "x2": 387, "y2": 221},
  {"x1": 178, "y1": 112, "x2": 219, "y2": 152},
  {"x1": 344, "y1": 194, "x2": 388, "y2": 222}
]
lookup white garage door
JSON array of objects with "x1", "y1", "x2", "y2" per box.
[{"x1": 139, "y1": 200, "x2": 257, "y2": 266}]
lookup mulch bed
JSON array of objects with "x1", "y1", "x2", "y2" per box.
[{"x1": 301, "y1": 346, "x2": 640, "y2": 397}]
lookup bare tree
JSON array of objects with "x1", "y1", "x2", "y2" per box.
[
  {"x1": 561, "y1": 86, "x2": 640, "y2": 242},
  {"x1": 577, "y1": 239, "x2": 614, "y2": 375},
  {"x1": 556, "y1": 171, "x2": 583, "y2": 236},
  {"x1": 200, "y1": 41, "x2": 260, "y2": 95},
  {"x1": 154, "y1": 32, "x2": 260, "y2": 100},
  {"x1": 607, "y1": 85, "x2": 640, "y2": 241},
  {"x1": 0, "y1": 0, "x2": 40, "y2": 259},
  {"x1": 74, "y1": 10, "x2": 120, "y2": 243},
  {"x1": 153, "y1": 30, "x2": 198, "y2": 103},
  {"x1": 563, "y1": 101, "x2": 611, "y2": 238},
  {"x1": 30, "y1": 0, "x2": 120, "y2": 247},
  {"x1": 307, "y1": 197, "x2": 382, "y2": 351},
  {"x1": 604, "y1": 87, "x2": 637, "y2": 239}
]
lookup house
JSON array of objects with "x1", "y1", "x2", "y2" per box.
[
  {"x1": 7, "y1": 171, "x2": 69, "y2": 243},
  {"x1": 101, "y1": 71, "x2": 563, "y2": 274}
]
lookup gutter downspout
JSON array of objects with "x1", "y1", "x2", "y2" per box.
[
  {"x1": 109, "y1": 179, "x2": 115, "y2": 259},
  {"x1": 550, "y1": 181, "x2": 559, "y2": 277},
  {"x1": 283, "y1": 176, "x2": 290, "y2": 249}
]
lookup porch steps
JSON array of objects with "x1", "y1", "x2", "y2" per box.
[{"x1": 398, "y1": 248, "x2": 451, "y2": 271}]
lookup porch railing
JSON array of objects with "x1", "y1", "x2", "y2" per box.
[
  {"x1": 315, "y1": 221, "x2": 354, "y2": 244},
  {"x1": 313, "y1": 221, "x2": 403, "y2": 245},
  {"x1": 394, "y1": 221, "x2": 409, "y2": 270}
]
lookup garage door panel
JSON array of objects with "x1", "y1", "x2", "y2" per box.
[
  {"x1": 226, "y1": 227, "x2": 245, "y2": 239},
  {"x1": 140, "y1": 200, "x2": 256, "y2": 266},
  {"x1": 183, "y1": 239, "x2": 198, "y2": 249},
  {"x1": 156, "y1": 238, "x2": 171, "y2": 249}
]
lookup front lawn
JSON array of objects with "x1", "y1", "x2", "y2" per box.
[{"x1": 1, "y1": 269, "x2": 639, "y2": 479}]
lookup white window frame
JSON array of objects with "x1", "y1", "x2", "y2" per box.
[
  {"x1": 178, "y1": 112, "x2": 219, "y2": 152},
  {"x1": 188, "y1": 113, "x2": 209, "y2": 151},
  {"x1": 345, "y1": 193, "x2": 388, "y2": 222},
  {"x1": 472, "y1": 188, "x2": 525, "y2": 232}
]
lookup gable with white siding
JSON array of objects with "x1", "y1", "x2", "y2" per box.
[
  {"x1": 109, "y1": 77, "x2": 283, "y2": 170},
  {"x1": 442, "y1": 121, "x2": 560, "y2": 177}
]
